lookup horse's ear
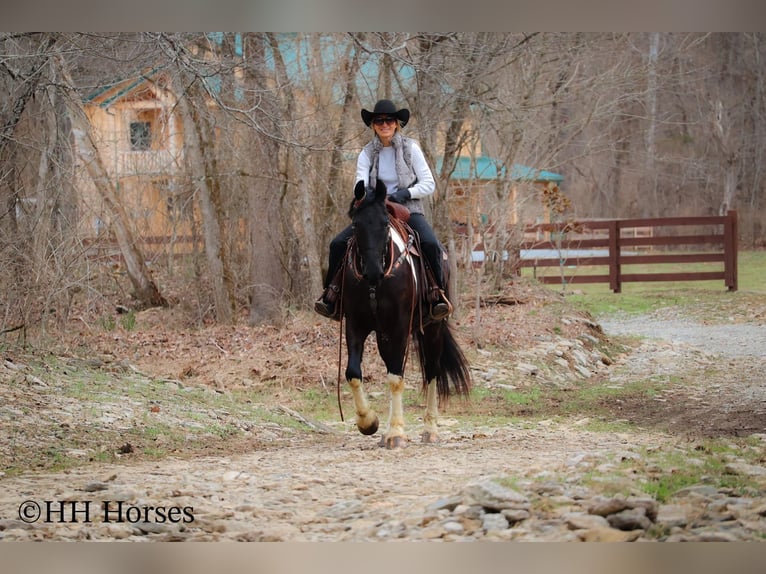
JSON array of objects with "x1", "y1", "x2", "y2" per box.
[
  {"x1": 354, "y1": 180, "x2": 366, "y2": 201},
  {"x1": 374, "y1": 180, "x2": 387, "y2": 203}
]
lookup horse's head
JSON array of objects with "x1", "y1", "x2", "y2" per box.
[{"x1": 349, "y1": 179, "x2": 390, "y2": 287}]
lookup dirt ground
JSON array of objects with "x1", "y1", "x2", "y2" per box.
[
  {"x1": 90, "y1": 280, "x2": 766, "y2": 441},
  {"x1": 3, "y1": 279, "x2": 765, "y2": 468},
  {"x1": 597, "y1": 297, "x2": 766, "y2": 439},
  {"x1": 2, "y1": 278, "x2": 766, "y2": 542}
]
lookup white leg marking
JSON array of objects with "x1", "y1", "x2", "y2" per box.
[
  {"x1": 349, "y1": 377, "x2": 377, "y2": 432},
  {"x1": 423, "y1": 379, "x2": 439, "y2": 440},
  {"x1": 386, "y1": 373, "x2": 406, "y2": 441}
]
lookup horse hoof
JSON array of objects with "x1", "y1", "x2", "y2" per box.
[
  {"x1": 421, "y1": 431, "x2": 439, "y2": 444},
  {"x1": 357, "y1": 416, "x2": 379, "y2": 436},
  {"x1": 382, "y1": 435, "x2": 408, "y2": 449}
]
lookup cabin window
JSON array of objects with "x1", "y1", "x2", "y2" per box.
[{"x1": 129, "y1": 121, "x2": 152, "y2": 150}]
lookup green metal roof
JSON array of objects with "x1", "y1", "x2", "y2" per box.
[
  {"x1": 85, "y1": 68, "x2": 162, "y2": 108},
  {"x1": 437, "y1": 156, "x2": 564, "y2": 183}
]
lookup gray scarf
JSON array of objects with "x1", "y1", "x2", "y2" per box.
[{"x1": 367, "y1": 132, "x2": 415, "y2": 189}]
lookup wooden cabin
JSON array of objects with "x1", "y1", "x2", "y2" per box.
[{"x1": 80, "y1": 70, "x2": 197, "y2": 256}]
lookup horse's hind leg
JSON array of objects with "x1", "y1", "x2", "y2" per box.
[
  {"x1": 382, "y1": 372, "x2": 407, "y2": 449},
  {"x1": 348, "y1": 377, "x2": 379, "y2": 435},
  {"x1": 421, "y1": 379, "x2": 439, "y2": 444}
]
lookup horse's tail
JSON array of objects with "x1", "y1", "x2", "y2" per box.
[{"x1": 415, "y1": 321, "x2": 471, "y2": 404}]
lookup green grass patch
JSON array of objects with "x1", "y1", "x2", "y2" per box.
[
  {"x1": 470, "y1": 385, "x2": 542, "y2": 407},
  {"x1": 628, "y1": 441, "x2": 763, "y2": 502},
  {"x1": 521, "y1": 250, "x2": 766, "y2": 318},
  {"x1": 567, "y1": 377, "x2": 665, "y2": 409},
  {"x1": 462, "y1": 374, "x2": 668, "y2": 429},
  {"x1": 574, "y1": 437, "x2": 765, "y2": 509}
]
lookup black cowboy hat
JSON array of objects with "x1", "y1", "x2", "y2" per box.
[{"x1": 361, "y1": 99, "x2": 410, "y2": 128}]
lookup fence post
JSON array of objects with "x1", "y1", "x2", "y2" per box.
[
  {"x1": 724, "y1": 210, "x2": 738, "y2": 292},
  {"x1": 608, "y1": 220, "x2": 621, "y2": 293}
]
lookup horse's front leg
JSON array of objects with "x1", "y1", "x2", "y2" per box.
[
  {"x1": 383, "y1": 372, "x2": 407, "y2": 449},
  {"x1": 378, "y1": 336, "x2": 408, "y2": 449},
  {"x1": 421, "y1": 379, "x2": 439, "y2": 444},
  {"x1": 348, "y1": 378, "x2": 379, "y2": 436},
  {"x1": 345, "y1": 331, "x2": 379, "y2": 436}
]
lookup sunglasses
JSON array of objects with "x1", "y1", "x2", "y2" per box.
[{"x1": 372, "y1": 117, "x2": 398, "y2": 125}]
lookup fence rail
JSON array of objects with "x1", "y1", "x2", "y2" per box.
[{"x1": 516, "y1": 211, "x2": 738, "y2": 292}]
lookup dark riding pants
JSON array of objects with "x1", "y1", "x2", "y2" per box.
[
  {"x1": 406, "y1": 213, "x2": 444, "y2": 287},
  {"x1": 325, "y1": 224, "x2": 353, "y2": 289},
  {"x1": 324, "y1": 213, "x2": 445, "y2": 290}
]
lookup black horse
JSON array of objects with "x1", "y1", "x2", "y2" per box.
[{"x1": 339, "y1": 180, "x2": 471, "y2": 448}]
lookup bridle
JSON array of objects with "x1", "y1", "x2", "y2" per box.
[{"x1": 349, "y1": 197, "x2": 413, "y2": 283}]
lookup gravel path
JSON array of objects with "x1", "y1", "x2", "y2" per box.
[
  {"x1": 0, "y1": 426, "x2": 674, "y2": 542},
  {"x1": 599, "y1": 314, "x2": 766, "y2": 358}
]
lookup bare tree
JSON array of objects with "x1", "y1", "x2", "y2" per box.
[
  {"x1": 157, "y1": 33, "x2": 245, "y2": 323},
  {"x1": 0, "y1": 33, "x2": 60, "y2": 332},
  {"x1": 3, "y1": 32, "x2": 766, "y2": 337}
]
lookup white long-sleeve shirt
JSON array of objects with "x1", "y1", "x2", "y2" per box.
[{"x1": 355, "y1": 139, "x2": 436, "y2": 200}]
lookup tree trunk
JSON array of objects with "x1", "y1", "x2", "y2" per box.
[
  {"x1": 267, "y1": 33, "x2": 323, "y2": 301},
  {"x1": 320, "y1": 41, "x2": 359, "y2": 288},
  {"x1": 246, "y1": 33, "x2": 285, "y2": 324},
  {"x1": 58, "y1": 55, "x2": 167, "y2": 309},
  {"x1": 644, "y1": 32, "x2": 660, "y2": 215},
  {"x1": 174, "y1": 78, "x2": 235, "y2": 323},
  {"x1": 248, "y1": 163, "x2": 284, "y2": 324},
  {"x1": 713, "y1": 100, "x2": 739, "y2": 216},
  {"x1": 0, "y1": 34, "x2": 57, "y2": 251}
]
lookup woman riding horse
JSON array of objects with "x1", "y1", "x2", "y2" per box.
[
  {"x1": 315, "y1": 99, "x2": 452, "y2": 323},
  {"x1": 340, "y1": 179, "x2": 470, "y2": 448}
]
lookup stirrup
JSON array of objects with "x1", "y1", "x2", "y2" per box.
[
  {"x1": 429, "y1": 291, "x2": 453, "y2": 321},
  {"x1": 430, "y1": 302, "x2": 450, "y2": 321},
  {"x1": 314, "y1": 297, "x2": 340, "y2": 321}
]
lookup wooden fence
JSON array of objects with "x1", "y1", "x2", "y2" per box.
[{"x1": 516, "y1": 210, "x2": 738, "y2": 292}]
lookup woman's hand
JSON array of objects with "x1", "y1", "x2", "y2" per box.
[{"x1": 388, "y1": 188, "x2": 411, "y2": 204}]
